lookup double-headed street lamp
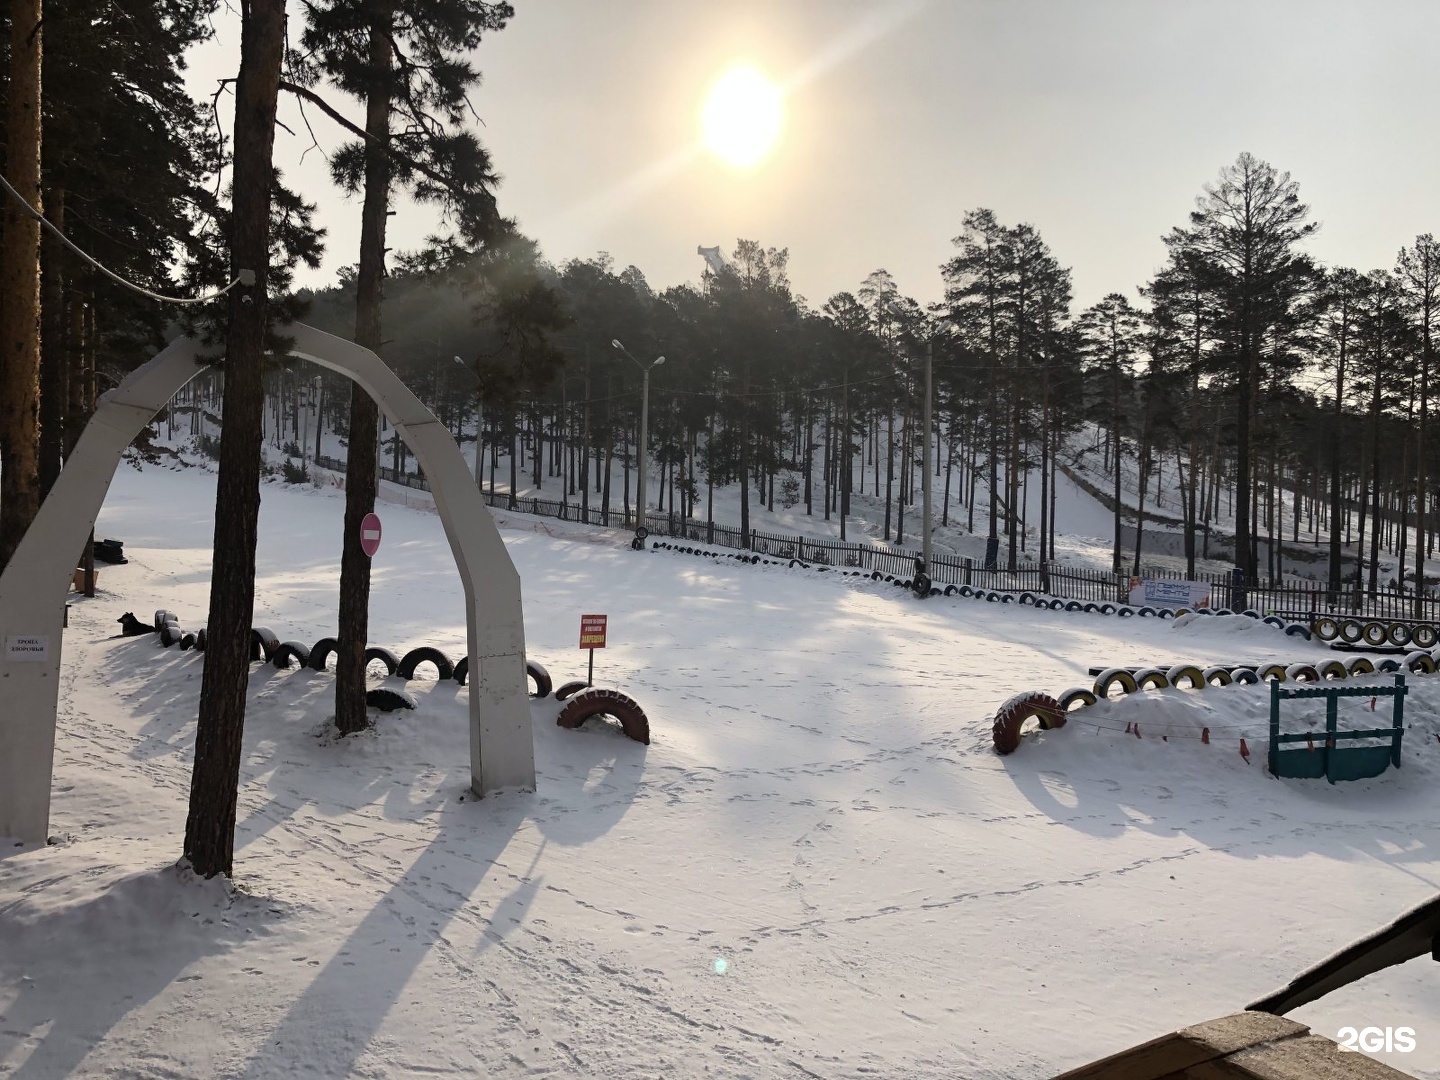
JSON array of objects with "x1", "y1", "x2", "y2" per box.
[{"x1": 612, "y1": 338, "x2": 665, "y2": 547}]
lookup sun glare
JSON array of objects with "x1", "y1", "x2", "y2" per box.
[{"x1": 701, "y1": 67, "x2": 782, "y2": 168}]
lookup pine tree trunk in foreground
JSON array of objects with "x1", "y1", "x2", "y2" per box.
[
  {"x1": 183, "y1": 0, "x2": 285, "y2": 879},
  {"x1": 335, "y1": 4, "x2": 393, "y2": 735},
  {"x1": 0, "y1": 0, "x2": 43, "y2": 574}
]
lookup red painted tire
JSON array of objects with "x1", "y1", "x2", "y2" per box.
[
  {"x1": 992, "y1": 692, "x2": 1065, "y2": 755},
  {"x1": 556, "y1": 687, "x2": 650, "y2": 745}
]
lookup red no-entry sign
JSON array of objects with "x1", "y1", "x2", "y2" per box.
[
  {"x1": 360, "y1": 512, "x2": 382, "y2": 558},
  {"x1": 579, "y1": 614, "x2": 607, "y2": 649}
]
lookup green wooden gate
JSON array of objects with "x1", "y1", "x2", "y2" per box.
[{"x1": 1267, "y1": 677, "x2": 1407, "y2": 783}]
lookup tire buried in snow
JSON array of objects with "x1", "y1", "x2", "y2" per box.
[
  {"x1": 555, "y1": 687, "x2": 651, "y2": 744},
  {"x1": 397, "y1": 647, "x2": 455, "y2": 681},
  {"x1": 272, "y1": 641, "x2": 311, "y2": 669},
  {"x1": 992, "y1": 692, "x2": 1065, "y2": 755}
]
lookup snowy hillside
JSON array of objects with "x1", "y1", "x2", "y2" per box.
[{"x1": 3, "y1": 464, "x2": 1440, "y2": 1078}]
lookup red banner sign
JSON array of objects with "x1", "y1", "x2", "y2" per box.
[{"x1": 579, "y1": 614, "x2": 607, "y2": 649}]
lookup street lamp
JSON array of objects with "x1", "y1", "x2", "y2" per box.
[
  {"x1": 888, "y1": 303, "x2": 933, "y2": 581},
  {"x1": 612, "y1": 338, "x2": 665, "y2": 546}
]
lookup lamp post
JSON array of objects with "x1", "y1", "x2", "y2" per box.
[
  {"x1": 452, "y1": 355, "x2": 483, "y2": 485},
  {"x1": 612, "y1": 338, "x2": 665, "y2": 546},
  {"x1": 888, "y1": 303, "x2": 933, "y2": 579}
]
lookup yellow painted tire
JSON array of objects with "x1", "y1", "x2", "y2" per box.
[
  {"x1": 1258, "y1": 663, "x2": 1288, "y2": 682},
  {"x1": 1202, "y1": 665, "x2": 1233, "y2": 686},
  {"x1": 1166, "y1": 664, "x2": 1206, "y2": 689},
  {"x1": 1347, "y1": 657, "x2": 1375, "y2": 676},
  {"x1": 1317, "y1": 659, "x2": 1349, "y2": 680},
  {"x1": 1405, "y1": 650, "x2": 1436, "y2": 674},
  {"x1": 1134, "y1": 667, "x2": 1171, "y2": 690},
  {"x1": 1284, "y1": 663, "x2": 1321, "y2": 683},
  {"x1": 1093, "y1": 667, "x2": 1140, "y2": 697},
  {"x1": 1057, "y1": 687, "x2": 1099, "y2": 712}
]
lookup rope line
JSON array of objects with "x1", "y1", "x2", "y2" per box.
[{"x1": 0, "y1": 172, "x2": 252, "y2": 306}]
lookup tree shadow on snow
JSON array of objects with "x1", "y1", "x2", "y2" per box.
[{"x1": 0, "y1": 864, "x2": 284, "y2": 1080}]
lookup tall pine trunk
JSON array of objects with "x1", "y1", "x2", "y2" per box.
[
  {"x1": 0, "y1": 0, "x2": 43, "y2": 573},
  {"x1": 183, "y1": 0, "x2": 285, "y2": 878},
  {"x1": 335, "y1": 3, "x2": 393, "y2": 735}
]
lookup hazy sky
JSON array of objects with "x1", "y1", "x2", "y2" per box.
[{"x1": 190, "y1": 0, "x2": 1440, "y2": 313}]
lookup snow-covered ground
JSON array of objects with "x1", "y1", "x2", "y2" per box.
[{"x1": 4, "y1": 462, "x2": 1440, "y2": 1079}]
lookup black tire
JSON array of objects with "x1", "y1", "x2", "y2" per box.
[
  {"x1": 630, "y1": 538, "x2": 644, "y2": 551},
  {"x1": 364, "y1": 645, "x2": 400, "y2": 676},
  {"x1": 1137, "y1": 606, "x2": 1157, "y2": 617},
  {"x1": 1241, "y1": 609, "x2": 1263, "y2": 620},
  {"x1": 1378, "y1": 658, "x2": 1403, "y2": 673},
  {"x1": 554, "y1": 679, "x2": 589, "y2": 702},
  {"x1": 309, "y1": 637, "x2": 338, "y2": 671},
  {"x1": 250, "y1": 626, "x2": 279, "y2": 663},
  {"x1": 1230, "y1": 668, "x2": 1261, "y2": 685},
  {"x1": 635, "y1": 526, "x2": 650, "y2": 540},
  {"x1": 1284, "y1": 624, "x2": 1312, "y2": 640},
  {"x1": 1362, "y1": 622, "x2": 1389, "y2": 648},
  {"x1": 194, "y1": 627, "x2": 207, "y2": 653},
  {"x1": 1212, "y1": 608, "x2": 1233, "y2": 617},
  {"x1": 1083, "y1": 602, "x2": 1100, "y2": 613},
  {"x1": 1116, "y1": 606, "x2": 1135, "y2": 617},
  {"x1": 272, "y1": 641, "x2": 311, "y2": 669},
  {"x1": 453, "y1": 656, "x2": 469, "y2": 685},
  {"x1": 1065, "y1": 600, "x2": 1083, "y2": 612},
  {"x1": 1338, "y1": 619, "x2": 1364, "y2": 644},
  {"x1": 179, "y1": 632, "x2": 196, "y2": 652},
  {"x1": 1018, "y1": 591, "x2": 1037, "y2": 606},
  {"x1": 556, "y1": 687, "x2": 651, "y2": 745},
  {"x1": 160, "y1": 623, "x2": 182, "y2": 648},
  {"x1": 153, "y1": 609, "x2": 173, "y2": 631},
  {"x1": 1099, "y1": 603, "x2": 1118, "y2": 616},
  {"x1": 944, "y1": 585, "x2": 958, "y2": 596},
  {"x1": 1000, "y1": 593, "x2": 1015, "y2": 603},
  {"x1": 957, "y1": 584, "x2": 973, "y2": 597},
  {"x1": 526, "y1": 659, "x2": 553, "y2": 699},
  {"x1": 365, "y1": 687, "x2": 417, "y2": 712},
  {"x1": 1388, "y1": 622, "x2": 1413, "y2": 647},
  {"x1": 1157, "y1": 608, "x2": 1175, "y2": 619},
  {"x1": 912, "y1": 573, "x2": 932, "y2": 596},
  {"x1": 1263, "y1": 616, "x2": 1285, "y2": 628},
  {"x1": 397, "y1": 647, "x2": 455, "y2": 681}
]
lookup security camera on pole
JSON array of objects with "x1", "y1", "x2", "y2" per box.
[{"x1": 612, "y1": 338, "x2": 665, "y2": 550}]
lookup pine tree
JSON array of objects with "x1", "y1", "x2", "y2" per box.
[
  {"x1": 1171, "y1": 153, "x2": 1316, "y2": 588},
  {"x1": 0, "y1": 0, "x2": 43, "y2": 574},
  {"x1": 295, "y1": 0, "x2": 511, "y2": 734},
  {"x1": 183, "y1": 0, "x2": 287, "y2": 879}
]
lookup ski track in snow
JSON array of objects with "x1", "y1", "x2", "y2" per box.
[{"x1": 2, "y1": 464, "x2": 1439, "y2": 1079}]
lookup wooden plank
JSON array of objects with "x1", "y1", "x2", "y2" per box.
[{"x1": 1050, "y1": 1013, "x2": 1309, "y2": 1080}]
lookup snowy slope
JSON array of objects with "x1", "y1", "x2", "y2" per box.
[{"x1": 3, "y1": 464, "x2": 1439, "y2": 1079}]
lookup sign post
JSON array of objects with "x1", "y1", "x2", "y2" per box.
[
  {"x1": 579, "y1": 613, "x2": 607, "y2": 686},
  {"x1": 360, "y1": 512, "x2": 382, "y2": 558}
]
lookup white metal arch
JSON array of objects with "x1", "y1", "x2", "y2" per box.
[{"x1": 0, "y1": 322, "x2": 535, "y2": 843}]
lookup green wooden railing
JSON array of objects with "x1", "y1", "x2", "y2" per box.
[{"x1": 1268, "y1": 677, "x2": 1406, "y2": 784}]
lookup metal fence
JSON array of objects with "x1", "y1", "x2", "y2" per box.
[{"x1": 306, "y1": 456, "x2": 1440, "y2": 624}]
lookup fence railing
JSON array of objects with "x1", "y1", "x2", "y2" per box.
[{"x1": 303, "y1": 455, "x2": 1440, "y2": 624}]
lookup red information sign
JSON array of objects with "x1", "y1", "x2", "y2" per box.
[
  {"x1": 360, "y1": 512, "x2": 382, "y2": 558},
  {"x1": 579, "y1": 614, "x2": 607, "y2": 649}
]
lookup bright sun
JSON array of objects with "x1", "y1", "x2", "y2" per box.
[{"x1": 701, "y1": 67, "x2": 782, "y2": 168}]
